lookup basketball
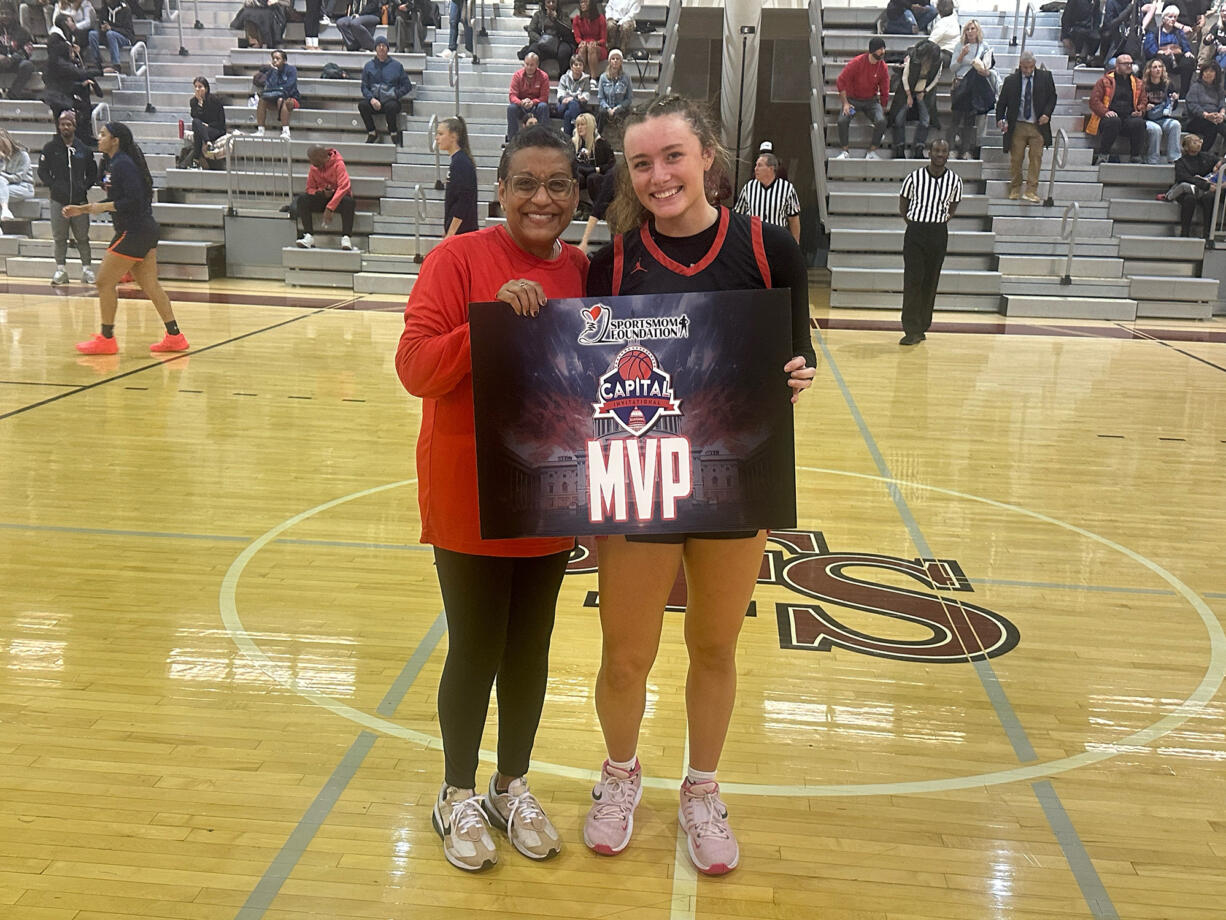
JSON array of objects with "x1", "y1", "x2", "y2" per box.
[{"x1": 617, "y1": 349, "x2": 653, "y2": 380}]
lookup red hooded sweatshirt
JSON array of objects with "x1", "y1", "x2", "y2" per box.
[{"x1": 305, "y1": 148, "x2": 351, "y2": 212}]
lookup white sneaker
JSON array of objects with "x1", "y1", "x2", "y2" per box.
[
  {"x1": 0, "y1": 207, "x2": 13, "y2": 221},
  {"x1": 296, "y1": 233, "x2": 314, "y2": 248},
  {"x1": 254, "y1": 125, "x2": 265, "y2": 136},
  {"x1": 81, "y1": 265, "x2": 96, "y2": 284},
  {"x1": 51, "y1": 267, "x2": 69, "y2": 285},
  {"x1": 482, "y1": 775, "x2": 562, "y2": 860},
  {"x1": 432, "y1": 785, "x2": 497, "y2": 872},
  {"x1": 439, "y1": 48, "x2": 454, "y2": 59},
  {"x1": 590, "y1": 78, "x2": 598, "y2": 92},
  {"x1": 865, "y1": 149, "x2": 881, "y2": 160},
  {"x1": 280, "y1": 126, "x2": 291, "y2": 139},
  {"x1": 319, "y1": 14, "x2": 332, "y2": 26},
  {"x1": 834, "y1": 150, "x2": 850, "y2": 159},
  {"x1": 340, "y1": 235, "x2": 353, "y2": 250}
]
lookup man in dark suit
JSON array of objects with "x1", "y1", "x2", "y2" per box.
[{"x1": 995, "y1": 50, "x2": 1057, "y2": 203}]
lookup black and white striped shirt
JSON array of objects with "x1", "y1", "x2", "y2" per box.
[
  {"x1": 734, "y1": 177, "x2": 801, "y2": 229},
  {"x1": 900, "y1": 166, "x2": 963, "y2": 223}
]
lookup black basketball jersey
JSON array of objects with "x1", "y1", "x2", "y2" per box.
[{"x1": 609, "y1": 207, "x2": 772, "y2": 296}]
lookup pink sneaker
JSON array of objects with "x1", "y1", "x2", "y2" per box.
[
  {"x1": 582, "y1": 760, "x2": 643, "y2": 855},
  {"x1": 150, "y1": 333, "x2": 189, "y2": 353},
  {"x1": 75, "y1": 333, "x2": 118, "y2": 355},
  {"x1": 678, "y1": 779, "x2": 739, "y2": 875}
]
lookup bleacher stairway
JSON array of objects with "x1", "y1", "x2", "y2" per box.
[{"x1": 821, "y1": 3, "x2": 1221, "y2": 320}]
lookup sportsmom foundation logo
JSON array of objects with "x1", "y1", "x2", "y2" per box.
[
  {"x1": 564, "y1": 529, "x2": 1020, "y2": 661},
  {"x1": 577, "y1": 302, "x2": 691, "y2": 345}
]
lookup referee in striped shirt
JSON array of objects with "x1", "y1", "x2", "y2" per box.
[
  {"x1": 898, "y1": 139, "x2": 962, "y2": 346},
  {"x1": 734, "y1": 153, "x2": 801, "y2": 242}
]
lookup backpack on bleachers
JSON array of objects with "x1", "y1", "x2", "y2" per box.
[{"x1": 321, "y1": 62, "x2": 351, "y2": 79}]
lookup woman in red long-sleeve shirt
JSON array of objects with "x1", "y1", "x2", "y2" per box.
[
  {"x1": 572, "y1": 0, "x2": 607, "y2": 82},
  {"x1": 395, "y1": 125, "x2": 588, "y2": 873}
]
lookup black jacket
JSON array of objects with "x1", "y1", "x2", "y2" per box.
[
  {"x1": 43, "y1": 29, "x2": 91, "y2": 96},
  {"x1": 995, "y1": 67, "x2": 1058, "y2": 149},
  {"x1": 38, "y1": 135, "x2": 98, "y2": 205},
  {"x1": 190, "y1": 93, "x2": 227, "y2": 133},
  {"x1": 99, "y1": 0, "x2": 137, "y2": 43},
  {"x1": 0, "y1": 21, "x2": 34, "y2": 59}
]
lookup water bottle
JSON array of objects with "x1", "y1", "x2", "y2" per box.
[{"x1": 848, "y1": 105, "x2": 855, "y2": 117}]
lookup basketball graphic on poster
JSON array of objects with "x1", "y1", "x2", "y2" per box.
[{"x1": 617, "y1": 347, "x2": 654, "y2": 380}]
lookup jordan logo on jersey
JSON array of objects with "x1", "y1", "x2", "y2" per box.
[{"x1": 631, "y1": 259, "x2": 648, "y2": 274}]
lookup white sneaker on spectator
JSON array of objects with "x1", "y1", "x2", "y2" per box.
[
  {"x1": 440, "y1": 48, "x2": 454, "y2": 59},
  {"x1": 280, "y1": 126, "x2": 291, "y2": 139},
  {"x1": 297, "y1": 233, "x2": 314, "y2": 249},
  {"x1": 834, "y1": 150, "x2": 850, "y2": 159},
  {"x1": 81, "y1": 265, "x2": 95, "y2": 284},
  {"x1": 340, "y1": 235, "x2": 354, "y2": 250},
  {"x1": 254, "y1": 125, "x2": 265, "y2": 136},
  {"x1": 865, "y1": 149, "x2": 881, "y2": 160},
  {"x1": 319, "y1": 14, "x2": 332, "y2": 25}
]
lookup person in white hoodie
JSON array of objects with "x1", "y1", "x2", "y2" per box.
[
  {"x1": 603, "y1": 0, "x2": 640, "y2": 56},
  {"x1": 0, "y1": 127, "x2": 35, "y2": 226}
]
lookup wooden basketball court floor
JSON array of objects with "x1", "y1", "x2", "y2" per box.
[{"x1": 1, "y1": 275, "x2": 1225, "y2": 920}]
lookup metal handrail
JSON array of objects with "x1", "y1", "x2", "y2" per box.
[
  {"x1": 1209, "y1": 160, "x2": 1226, "y2": 245},
  {"x1": 91, "y1": 101, "x2": 110, "y2": 143},
  {"x1": 1044, "y1": 128, "x2": 1069, "y2": 207},
  {"x1": 129, "y1": 41, "x2": 155, "y2": 113},
  {"x1": 448, "y1": 50, "x2": 460, "y2": 114},
  {"x1": 478, "y1": 0, "x2": 488, "y2": 38},
  {"x1": 18, "y1": 2, "x2": 34, "y2": 33},
  {"x1": 164, "y1": 0, "x2": 187, "y2": 56},
  {"x1": 1059, "y1": 201, "x2": 1080, "y2": 285},
  {"x1": 1011, "y1": 0, "x2": 1021, "y2": 45},
  {"x1": 413, "y1": 183, "x2": 426, "y2": 263},
  {"x1": 807, "y1": 1, "x2": 829, "y2": 230},
  {"x1": 427, "y1": 113, "x2": 443, "y2": 189},
  {"x1": 657, "y1": 0, "x2": 683, "y2": 95},
  {"x1": 1019, "y1": 3, "x2": 1037, "y2": 56}
]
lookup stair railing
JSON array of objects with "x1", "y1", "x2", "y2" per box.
[
  {"x1": 129, "y1": 41, "x2": 155, "y2": 113},
  {"x1": 427, "y1": 113, "x2": 443, "y2": 189},
  {"x1": 1020, "y1": 3, "x2": 1037, "y2": 55},
  {"x1": 1209, "y1": 160, "x2": 1226, "y2": 246},
  {"x1": 657, "y1": 0, "x2": 683, "y2": 95},
  {"x1": 165, "y1": 0, "x2": 189, "y2": 56},
  {"x1": 413, "y1": 184, "x2": 426, "y2": 263},
  {"x1": 1044, "y1": 128, "x2": 1069, "y2": 207},
  {"x1": 478, "y1": 0, "x2": 488, "y2": 38},
  {"x1": 90, "y1": 101, "x2": 111, "y2": 143},
  {"x1": 448, "y1": 50, "x2": 460, "y2": 115},
  {"x1": 807, "y1": 0, "x2": 829, "y2": 230},
  {"x1": 1059, "y1": 201, "x2": 1079, "y2": 285}
]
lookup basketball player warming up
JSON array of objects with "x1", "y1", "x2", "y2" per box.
[
  {"x1": 395, "y1": 126, "x2": 589, "y2": 873},
  {"x1": 580, "y1": 95, "x2": 817, "y2": 875}
]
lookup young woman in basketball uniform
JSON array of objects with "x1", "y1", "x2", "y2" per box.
[
  {"x1": 581, "y1": 95, "x2": 817, "y2": 875},
  {"x1": 68, "y1": 122, "x2": 189, "y2": 355},
  {"x1": 396, "y1": 126, "x2": 588, "y2": 872}
]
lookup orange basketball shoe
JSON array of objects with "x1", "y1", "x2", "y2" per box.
[
  {"x1": 150, "y1": 333, "x2": 190, "y2": 353},
  {"x1": 75, "y1": 334, "x2": 118, "y2": 355}
]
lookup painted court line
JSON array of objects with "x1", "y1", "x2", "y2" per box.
[
  {"x1": 234, "y1": 610, "x2": 446, "y2": 920},
  {"x1": 814, "y1": 326, "x2": 1119, "y2": 917}
]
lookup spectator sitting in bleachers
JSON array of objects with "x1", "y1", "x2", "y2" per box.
[
  {"x1": 294, "y1": 144, "x2": 356, "y2": 251},
  {"x1": 440, "y1": 0, "x2": 477, "y2": 63},
  {"x1": 42, "y1": 14, "x2": 102, "y2": 144},
  {"x1": 834, "y1": 37, "x2": 890, "y2": 160},
  {"x1": 1142, "y1": 57, "x2": 1183, "y2": 160},
  {"x1": 21, "y1": 0, "x2": 55, "y2": 34},
  {"x1": 359, "y1": 35, "x2": 412, "y2": 146},
  {"x1": 53, "y1": 0, "x2": 95, "y2": 53},
  {"x1": 571, "y1": 0, "x2": 605, "y2": 83},
  {"x1": 883, "y1": 0, "x2": 936, "y2": 35},
  {"x1": 557, "y1": 53, "x2": 592, "y2": 137},
  {"x1": 189, "y1": 76, "x2": 226, "y2": 169},
  {"x1": 595, "y1": 47, "x2": 631, "y2": 131},
  {"x1": 89, "y1": 0, "x2": 133, "y2": 75},
  {"x1": 1146, "y1": 5, "x2": 1197, "y2": 93},
  {"x1": 1160, "y1": 131, "x2": 1222, "y2": 242},
  {"x1": 393, "y1": 0, "x2": 429, "y2": 53},
  {"x1": 254, "y1": 48, "x2": 299, "y2": 139},
  {"x1": 573, "y1": 111, "x2": 612, "y2": 209},
  {"x1": 231, "y1": 0, "x2": 289, "y2": 50},
  {"x1": 928, "y1": 0, "x2": 960, "y2": 69},
  {"x1": 1088, "y1": 53, "x2": 1148, "y2": 163},
  {"x1": 1198, "y1": 0, "x2": 1226, "y2": 66},
  {"x1": 520, "y1": 0, "x2": 574, "y2": 78},
  {"x1": 1184, "y1": 59, "x2": 1225, "y2": 148},
  {"x1": 950, "y1": 19, "x2": 996, "y2": 159},
  {"x1": 1062, "y1": 0, "x2": 1100, "y2": 64},
  {"x1": 336, "y1": 0, "x2": 383, "y2": 52},
  {"x1": 889, "y1": 39, "x2": 942, "y2": 159},
  {"x1": 0, "y1": 2, "x2": 36, "y2": 100},
  {"x1": 507, "y1": 51, "x2": 551, "y2": 141},
  {"x1": 1100, "y1": 0, "x2": 1137, "y2": 64},
  {"x1": 0, "y1": 127, "x2": 34, "y2": 223},
  {"x1": 603, "y1": 0, "x2": 637, "y2": 56}
]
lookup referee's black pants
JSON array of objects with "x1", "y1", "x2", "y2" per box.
[{"x1": 901, "y1": 220, "x2": 948, "y2": 337}]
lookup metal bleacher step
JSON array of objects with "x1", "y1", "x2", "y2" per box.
[
  {"x1": 828, "y1": 253, "x2": 995, "y2": 271},
  {"x1": 831, "y1": 229, "x2": 996, "y2": 253},
  {"x1": 829, "y1": 290, "x2": 1002, "y2": 312},
  {"x1": 832, "y1": 267, "x2": 1001, "y2": 295},
  {"x1": 1000, "y1": 276, "x2": 1132, "y2": 298},
  {"x1": 283, "y1": 247, "x2": 363, "y2": 273},
  {"x1": 1123, "y1": 260, "x2": 1200, "y2": 277},
  {"x1": 285, "y1": 268, "x2": 355, "y2": 289},
  {"x1": 985, "y1": 180, "x2": 1103, "y2": 201},
  {"x1": 1117, "y1": 236, "x2": 1207, "y2": 260},
  {"x1": 997, "y1": 255, "x2": 1124, "y2": 278},
  {"x1": 993, "y1": 236, "x2": 1121, "y2": 257},
  {"x1": 1130, "y1": 275, "x2": 1219, "y2": 302},
  {"x1": 1003, "y1": 295, "x2": 1138, "y2": 319},
  {"x1": 992, "y1": 215, "x2": 1113, "y2": 236},
  {"x1": 354, "y1": 271, "x2": 421, "y2": 294},
  {"x1": 368, "y1": 234, "x2": 441, "y2": 257},
  {"x1": 5, "y1": 254, "x2": 214, "y2": 281},
  {"x1": 1135, "y1": 300, "x2": 1216, "y2": 319}
]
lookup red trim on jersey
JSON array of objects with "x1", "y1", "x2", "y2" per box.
[
  {"x1": 612, "y1": 233, "x2": 625, "y2": 295},
  {"x1": 750, "y1": 216, "x2": 771, "y2": 287},
  {"x1": 638, "y1": 207, "x2": 731, "y2": 277}
]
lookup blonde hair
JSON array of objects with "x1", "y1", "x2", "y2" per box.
[
  {"x1": 606, "y1": 94, "x2": 730, "y2": 235},
  {"x1": 960, "y1": 19, "x2": 981, "y2": 43},
  {"x1": 0, "y1": 127, "x2": 21, "y2": 158},
  {"x1": 573, "y1": 112, "x2": 598, "y2": 152}
]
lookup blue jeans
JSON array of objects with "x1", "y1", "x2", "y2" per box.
[
  {"x1": 1145, "y1": 117, "x2": 1181, "y2": 163},
  {"x1": 88, "y1": 27, "x2": 131, "y2": 66},
  {"x1": 893, "y1": 96, "x2": 931, "y2": 149},
  {"x1": 559, "y1": 96, "x2": 585, "y2": 136},
  {"x1": 507, "y1": 101, "x2": 550, "y2": 140},
  {"x1": 337, "y1": 14, "x2": 379, "y2": 51},
  {"x1": 449, "y1": 0, "x2": 473, "y2": 52}
]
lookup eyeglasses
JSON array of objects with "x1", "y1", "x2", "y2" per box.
[{"x1": 506, "y1": 174, "x2": 577, "y2": 199}]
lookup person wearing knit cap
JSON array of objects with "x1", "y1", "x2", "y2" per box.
[
  {"x1": 1145, "y1": 5, "x2": 1197, "y2": 93},
  {"x1": 359, "y1": 35, "x2": 413, "y2": 145}
]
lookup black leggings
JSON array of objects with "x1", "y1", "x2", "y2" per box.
[{"x1": 434, "y1": 546, "x2": 571, "y2": 790}]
